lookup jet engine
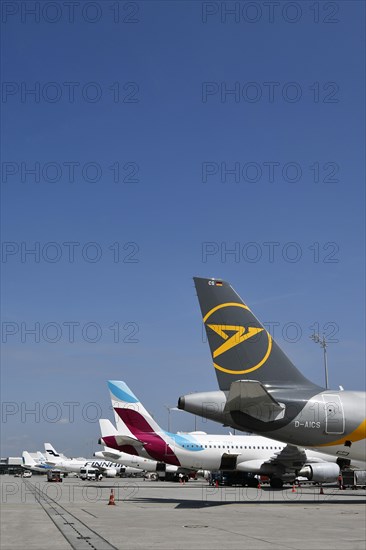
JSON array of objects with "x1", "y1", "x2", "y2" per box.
[
  {"x1": 197, "y1": 470, "x2": 211, "y2": 480},
  {"x1": 299, "y1": 463, "x2": 340, "y2": 483},
  {"x1": 103, "y1": 468, "x2": 118, "y2": 478}
]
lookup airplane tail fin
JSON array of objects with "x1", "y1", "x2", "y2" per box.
[
  {"x1": 100, "y1": 417, "x2": 148, "y2": 459},
  {"x1": 37, "y1": 451, "x2": 46, "y2": 463},
  {"x1": 99, "y1": 418, "x2": 119, "y2": 437},
  {"x1": 44, "y1": 443, "x2": 62, "y2": 462},
  {"x1": 22, "y1": 451, "x2": 36, "y2": 467},
  {"x1": 107, "y1": 381, "x2": 180, "y2": 465},
  {"x1": 108, "y1": 380, "x2": 163, "y2": 435},
  {"x1": 193, "y1": 277, "x2": 320, "y2": 392}
]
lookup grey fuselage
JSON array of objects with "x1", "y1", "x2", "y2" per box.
[{"x1": 179, "y1": 388, "x2": 366, "y2": 466}]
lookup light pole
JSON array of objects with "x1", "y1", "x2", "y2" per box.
[
  {"x1": 164, "y1": 405, "x2": 180, "y2": 432},
  {"x1": 310, "y1": 333, "x2": 329, "y2": 389}
]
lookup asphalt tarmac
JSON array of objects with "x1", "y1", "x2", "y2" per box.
[{"x1": 1, "y1": 475, "x2": 365, "y2": 549}]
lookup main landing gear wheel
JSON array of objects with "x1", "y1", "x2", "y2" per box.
[
  {"x1": 270, "y1": 478, "x2": 284, "y2": 489},
  {"x1": 247, "y1": 478, "x2": 258, "y2": 488}
]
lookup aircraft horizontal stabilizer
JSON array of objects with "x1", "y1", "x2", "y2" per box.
[
  {"x1": 101, "y1": 448, "x2": 125, "y2": 461},
  {"x1": 99, "y1": 418, "x2": 144, "y2": 449},
  {"x1": 114, "y1": 434, "x2": 145, "y2": 448},
  {"x1": 225, "y1": 380, "x2": 286, "y2": 422}
]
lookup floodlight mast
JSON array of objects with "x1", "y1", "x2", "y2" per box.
[
  {"x1": 164, "y1": 405, "x2": 180, "y2": 432},
  {"x1": 310, "y1": 333, "x2": 329, "y2": 390}
]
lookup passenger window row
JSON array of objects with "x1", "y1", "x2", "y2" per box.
[{"x1": 181, "y1": 444, "x2": 283, "y2": 450}]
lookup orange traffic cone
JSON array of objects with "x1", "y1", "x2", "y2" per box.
[
  {"x1": 108, "y1": 489, "x2": 116, "y2": 505},
  {"x1": 292, "y1": 484, "x2": 296, "y2": 493},
  {"x1": 215, "y1": 479, "x2": 219, "y2": 488},
  {"x1": 319, "y1": 485, "x2": 324, "y2": 495}
]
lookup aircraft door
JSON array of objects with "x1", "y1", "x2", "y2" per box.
[
  {"x1": 219, "y1": 454, "x2": 237, "y2": 470},
  {"x1": 322, "y1": 394, "x2": 345, "y2": 435}
]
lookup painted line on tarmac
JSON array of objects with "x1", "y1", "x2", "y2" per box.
[
  {"x1": 81, "y1": 509, "x2": 98, "y2": 518},
  {"x1": 24, "y1": 480, "x2": 118, "y2": 550}
]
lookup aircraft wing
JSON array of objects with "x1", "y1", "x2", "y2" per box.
[
  {"x1": 263, "y1": 444, "x2": 307, "y2": 472},
  {"x1": 224, "y1": 380, "x2": 286, "y2": 422}
]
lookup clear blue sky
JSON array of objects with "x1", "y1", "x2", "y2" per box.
[{"x1": 1, "y1": 1, "x2": 365, "y2": 457}]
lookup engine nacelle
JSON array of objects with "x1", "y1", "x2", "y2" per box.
[
  {"x1": 197, "y1": 470, "x2": 210, "y2": 480},
  {"x1": 165, "y1": 464, "x2": 179, "y2": 474},
  {"x1": 299, "y1": 463, "x2": 340, "y2": 483},
  {"x1": 104, "y1": 468, "x2": 118, "y2": 478}
]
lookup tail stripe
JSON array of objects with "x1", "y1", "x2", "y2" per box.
[
  {"x1": 114, "y1": 408, "x2": 180, "y2": 466},
  {"x1": 108, "y1": 381, "x2": 138, "y2": 404},
  {"x1": 203, "y1": 302, "x2": 249, "y2": 322}
]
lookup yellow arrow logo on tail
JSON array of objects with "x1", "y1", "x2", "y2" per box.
[{"x1": 207, "y1": 325, "x2": 264, "y2": 358}]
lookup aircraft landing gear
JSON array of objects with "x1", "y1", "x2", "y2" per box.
[
  {"x1": 247, "y1": 478, "x2": 258, "y2": 488},
  {"x1": 270, "y1": 477, "x2": 284, "y2": 489}
]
